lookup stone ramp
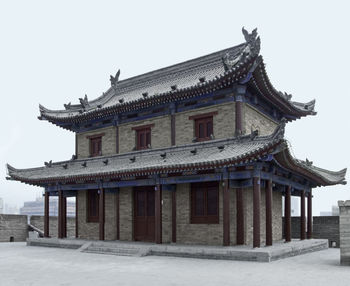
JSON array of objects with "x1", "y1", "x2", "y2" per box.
[{"x1": 26, "y1": 238, "x2": 328, "y2": 262}]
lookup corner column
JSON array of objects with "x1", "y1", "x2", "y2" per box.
[
  {"x1": 307, "y1": 189, "x2": 313, "y2": 239},
  {"x1": 172, "y1": 187, "x2": 176, "y2": 243},
  {"x1": 265, "y1": 179, "x2": 273, "y2": 246},
  {"x1": 44, "y1": 192, "x2": 50, "y2": 238},
  {"x1": 58, "y1": 189, "x2": 63, "y2": 239},
  {"x1": 63, "y1": 197, "x2": 67, "y2": 238},
  {"x1": 155, "y1": 184, "x2": 162, "y2": 244},
  {"x1": 99, "y1": 187, "x2": 105, "y2": 241},
  {"x1": 236, "y1": 188, "x2": 244, "y2": 245},
  {"x1": 300, "y1": 190, "x2": 306, "y2": 240},
  {"x1": 284, "y1": 185, "x2": 291, "y2": 242},
  {"x1": 75, "y1": 192, "x2": 78, "y2": 238},
  {"x1": 116, "y1": 189, "x2": 120, "y2": 240},
  {"x1": 253, "y1": 175, "x2": 261, "y2": 248},
  {"x1": 223, "y1": 178, "x2": 230, "y2": 246},
  {"x1": 170, "y1": 104, "x2": 176, "y2": 146}
]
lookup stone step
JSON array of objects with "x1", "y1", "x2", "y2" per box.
[{"x1": 82, "y1": 245, "x2": 144, "y2": 257}]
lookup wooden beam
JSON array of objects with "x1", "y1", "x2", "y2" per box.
[
  {"x1": 284, "y1": 186, "x2": 291, "y2": 242},
  {"x1": 253, "y1": 177, "x2": 261, "y2": 248},
  {"x1": 44, "y1": 192, "x2": 49, "y2": 238},
  {"x1": 223, "y1": 179, "x2": 230, "y2": 246},
  {"x1": 236, "y1": 188, "x2": 244, "y2": 245},
  {"x1": 300, "y1": 190, "x2": 306, "y2": 240},
  {"x1": 307, "y1": 189, "x2": 313, "y2": 239},
  {"x1": 265, "y1": 179, "x2": 273, "y2": 246},
  {"x1": 188, "y1": 111, "x2": 218, "y2": 120},
  {"x1": 99, "y1": 188, "x2": 105, "y2": 240},
  {"x1": 116, "y1": 189, "x2": 120, "y2": 240},
  {"x1": 172, "y1": 188, "x2": 176, "y2": 243},
  {"x1": 155, "y1": 184, "x2": 162, "y2": 244}
]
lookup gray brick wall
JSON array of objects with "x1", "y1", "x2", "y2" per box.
[
  {"x1": 283, "y1": 216, "x2": 339, "y2": 248},
  {"x1": 162, "y1": 190, "x2": 172, "y2": 243},
  {"x1": 77, "y1": 126, "x2": 117, "y2": 159},
  {"x1": 119, "y1": 187, "x2": 133, "y2": 241},
  {"x1": 338, "y1": 200, "x2": 350, "y2": 265},
  {"x1": 0, "y1": 214, "x2": 28, "y2": 242},
  {"x1": 243, "y1": 104, "x2": 278, "y2": 136},
  {"x1": 30, "y1": 215, "x2": 75, "y2": 238}
]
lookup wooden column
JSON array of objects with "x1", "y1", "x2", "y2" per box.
[
  {"x1": 63, "y1": 197, "x2": 67, "y2": 238},
  {"x1": 223, "y1": 179, "x2": 230, "y2": 246},
  {"x1": 99, "y1": 188, "x2": 105, "y2": 241},
  {"x1": 155, "y1": 184, "x2": 162, "y2": 244},
  {"x1": 171, "y1": 114, "x2": 176, "y2": 146},
  {"x1": 253, "y1": 177, "x2": 261, "y2": 248},
  {"x1": 284, "y1": 186, "x2": 291, "y2": 242},
  {"x1": 307, "y1": 189, "x2": 313, "y2": 239},
  {"x1": 75, "y1": 193, "x2": 78, "y2": 238},
  {"x1": 116, "y1": 189, "x2": 120, "y2": 240},
  {"x1": 58, "y1": 189, "x2": 63, "y2": 239},
  {"x1": 44, "y1": 192, "x2": 49, "y2": 238},
  {"x1": 265, "y1": 179, "x2": 273, "y2": 246},
  {"x1": 300, "y1": 190, "x2": 306, "y2": 240},
  {"x1": 236, "y1": 188, "x2": 244, "y2": 245},
  {"x1": 235, "y1": 101, "x2": 243, "y2": 136},
  {"x1": 172, "y1": 189, "x2": 176, "y2": 243},
  {"x1": 116, "y1": 126, "x2": 119, "y2": 154}
]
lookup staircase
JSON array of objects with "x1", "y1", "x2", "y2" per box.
[{"x1": 81, "y1": 242, "x2": 149, "y2": 257}]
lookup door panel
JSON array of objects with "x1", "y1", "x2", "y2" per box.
[{"x1": 134, "y1": 187, "x2": 155, "y2": 242}]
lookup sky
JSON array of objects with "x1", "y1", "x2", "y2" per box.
[{"x1": 0, "y1": 0, "x2": 349, "y2": 215}]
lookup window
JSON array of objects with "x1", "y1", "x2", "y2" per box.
[
  {"x1": 195, "y1": 116, "x2": 213, "y2": 141},
  {"x1": 87, "y1": 190, "x2": 99, "y2": 222},
  {"x1": 90, "y1": 137, "x2": 102, "y2": 157},
  {"x1": 191, "y1": 182, "x2": 219, "y2": 224},
  {"x1": 136, "y1": 128, "x2": 151, "y2": 150}
]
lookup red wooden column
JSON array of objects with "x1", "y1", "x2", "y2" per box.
[
  {"x1": 172, "y1": 188, "x2": 176, "y2": 243},
  {"x1": 253, "y1": 176, "x2": 261, "y2": 248},
  {"x1": 307, "y1": 189, "x2": 313, "y2": 239},
  {"x1": 155, "y1": 184, "x2": 162, "y2": 244},
  {"x1": 75, "y1": 193, "x2": 78, "y2": 238},
  {"x1": 63, "y1": 197, "x2": 67, "y2": 238},
  {"x1": 265, "y1": 179, "x2": 273, "y2": 246},
  {"x1": 99, "y1": 188, "x2": 105, "y2": 241},
  {"x1": 300, "y1": 190, "x2": 306, "y2": 240},
  {"x1": 223, "y1": 179, "x2": 230, "y2": 246},
  {"x1": 44, "y1": 192, "x2": 50, "y2": 238},
  {"x1": 58, "y1": 189, "x2": 63, "y2": 239},
  {"x1": 284, "y1": 186, "x2": 291, "y2": 242},
  {"x1": 236, "y1": 188, "x2": 244, "y2": 245},
  {"x1": 116, "y1": 189, "x2": 120, "y2": 240}
]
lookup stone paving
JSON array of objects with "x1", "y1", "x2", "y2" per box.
[{"x1": 0, "y1": 242, "x2": 349, "y2": 286}]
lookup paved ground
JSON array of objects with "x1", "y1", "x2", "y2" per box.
[{"x1": 0, "y1": 243, "x2": 349, "y2": 286}]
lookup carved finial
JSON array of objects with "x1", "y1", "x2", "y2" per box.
[
  {"x1": 199, "y1": 77, "x2": 206, "y2": 83},
  {"x1": 190, "y1": 148, "x2": 197, "y2": 155},
  {"x1": 103, "y1": 159, "x2": 109, "y2": 165},
  {"x1": 44, "y1": 160, "x2": 52, "y2": 167},
  {"x1": 71, "y1": 155, "x2": 77, "y2": 160},
  {"x1": 218, "y1": 145, "x2": 225, "y2": 151},
  {"x1": 160, "y1": 152, "x2": 167, "y2": 159},
  {"x1": 63, "y1": 163, "x2": 68, "y2": 169},
  {"x1": 142, "y1": 92, "x2": 148, "y2": 98},
  {"x1": 130, "y1": 156, "x2": 136, "y2": 163},
  {"x1": 64, "y1": 102, "x2": 71, "y2": 110},
  {"x1": 171, "y1": 85, "x2": 177, "y2": 91},
  {"x1": 250, "y1": 129, "x2": 259, "y2": 140},
  {"x1": 79, "y1": 94, "x2": 89, "y2": 109},
  {"x1": 110, "y1": 69, "x2": 120, "y2": 87},
  {"x1": 82, "y1": 162, "x2": 87, "y2": 167},
  {"x1": 119, "y1": 98, "x2": 124, "y2": 104}
]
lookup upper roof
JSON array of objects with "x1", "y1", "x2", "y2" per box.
[
  {"x1": 6, "y1": 124, "x2": 346, "y2": 188},
  {"x1": 38, "y1": 28, "x2": 316, "y2": 126}
]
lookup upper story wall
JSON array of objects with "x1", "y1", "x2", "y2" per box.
[{"x1": 76, "y1": 98, "x2": 279, "y2": 159}]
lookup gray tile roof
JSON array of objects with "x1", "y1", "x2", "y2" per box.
[
  {"x1": 38, "y1": 28, "x2": 316, "y2": 124},
  {"x1": 6, "y1": 125, "x2": 346, "y2": 187}
]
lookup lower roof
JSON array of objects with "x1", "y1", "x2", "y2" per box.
[{"x1": 6, "y1": 124, "x2": 346, "y2": 188}]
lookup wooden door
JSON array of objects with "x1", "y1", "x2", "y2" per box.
[{"x1": 134, "y1": 187, "x2": 155, "y2": 242}]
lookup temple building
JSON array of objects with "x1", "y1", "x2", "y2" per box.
[{"x1": 6, "y1": 28, "x2": 347, "y2": 247}]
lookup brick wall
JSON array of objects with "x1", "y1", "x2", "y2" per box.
[
  {"x1": 30, "y1": 215, "x2": 75, "y2": 238},
  {"x1": 243, "y1": 104, "x2": 278, "y2": 136},
  {"x1": 338, "y1": 200, "x2": 350, "y2": 265},
  {"x1": 282, "y1": 216, "x2": 339, "y2": 247},
  {"x1": 119, "y1": 187, "x2": 133, "y2": 241},
  {"x1": 77, "y1": 126, "x2": 117, "y2": 159},
  {"x1": 0, "y1": 214, "x2": 28, "y2": 242}
]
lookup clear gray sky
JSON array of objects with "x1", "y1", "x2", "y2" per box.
[{"x1": 0, "y1": 0, "x2": 349, "y2": 215}]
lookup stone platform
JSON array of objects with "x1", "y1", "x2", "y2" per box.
[{"x1": 27, "y1": 237, "x2": 328, "y2": 262}]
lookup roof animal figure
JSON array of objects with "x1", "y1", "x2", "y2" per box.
[
  {"x1": 110, "y1": 69, "x2": 120, "y2": 87},
  {"x1": 79, "y1": 94, "x2": 89, "y2": 109},
  {"x1": 64, "y1": 102, "x2": 71, "y2": 110}
]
